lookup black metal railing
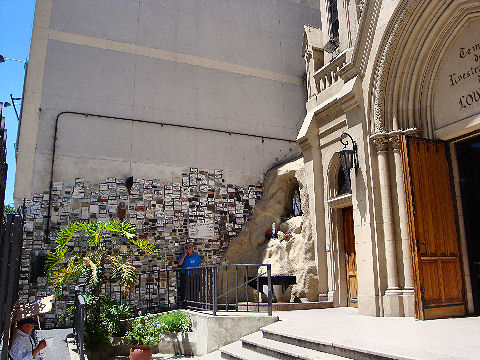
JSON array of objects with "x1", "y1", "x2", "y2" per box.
[
  {"x1": 174, "y1": 264, "x2": 273, "y2": 316},
  {"x1": 0, "y1": 213, "x2": 24, "y2": 360},
  {"x1": 100, "y1": 264, "x2": 273, "y2": 316},
  {"x1": 73, "y1": 289, "x2": 85, "y2": 360}
]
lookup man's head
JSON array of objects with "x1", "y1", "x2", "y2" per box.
[
  {"x1": 185, "y1": 243, "x2": 193, "y2": 256},
  {"x1": 17, "y1": 317, "x2": 35, "y2": 335}
]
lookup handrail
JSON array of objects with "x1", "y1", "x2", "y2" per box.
[
  {"x1": 79, "y1": 264, "x2": 274, "y2": 319},
  {"x1": 73, "y1": 288, "x2": 85, "y2": 360}
]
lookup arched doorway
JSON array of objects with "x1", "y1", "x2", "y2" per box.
[
  {"x1": 327, "y1": 153, "x2": 358, "y2": 308},
  {"x1": 369, "y1": 0, "x2": 480, "y2": 318}
]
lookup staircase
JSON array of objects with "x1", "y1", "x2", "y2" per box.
[{"x1": 201, "y1": 328, "x2": 402, "y2": 360}]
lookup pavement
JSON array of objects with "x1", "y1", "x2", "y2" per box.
[
  {"x1": 261, "y1": 307, "x2": 480, "y2": 360},
  {"x1": 35, "y1": 327, "x2": 73, "y2": 360},
  {"x1": 40, "y1": 307, "x2": 480, "y2": 359}
]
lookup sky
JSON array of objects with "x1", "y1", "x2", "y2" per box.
[{"x1": 0, "y1": 0, "x2": 36, "y2": 205}]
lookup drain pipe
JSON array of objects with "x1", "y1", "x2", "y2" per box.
[{"x1": 45, "y1": 111, "x2": 297, "y2": 241}]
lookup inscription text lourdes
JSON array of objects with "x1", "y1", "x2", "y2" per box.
[{"x1": 449, "y1": 41, "x2": 480, "y2": 110}]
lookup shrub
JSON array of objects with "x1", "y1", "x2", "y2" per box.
[{"x1": 127, "y1": 311, "x2": 192, "y2": 346}]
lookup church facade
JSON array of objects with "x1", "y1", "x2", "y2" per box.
[{"x1": 298, "y1": 0, "x2": 480, "y2": 318}]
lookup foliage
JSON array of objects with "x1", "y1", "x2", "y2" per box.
[
  {"x1": 45, "y1": 220, "x2": 161, "y2": 351},
  {"x1": 4, "y1": 203, "x2": 16, "y2": 214},
  {"x1": 96, "y1": 295, "x2": 134, "y2": 336},
  {"x1": 126, "y1": 311, "x2": 192, "y2": 346},
  {"x1": 46, "y1": 220, "x2": 160, "y2": 297},
  {"x1": 84, "y1": 317, "x2": 111, "y2": 352}
]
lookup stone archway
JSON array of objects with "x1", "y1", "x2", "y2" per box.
[
  {"x1": 325, "y1": 152, "x2": 355, "y2": 307},
  {"x1": 368, "y1": 0, "x2": 480, "y2": 317},
  {"x1": 370, "y1": 0, "x2": 480, "y2": 138}
]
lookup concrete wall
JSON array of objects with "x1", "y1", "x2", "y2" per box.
[
  {"x1": 186, "y1": 310, "x2": 278, "y2": 356},
  {"x1": 15, "y1": 0, "x2": 322, "y2": 203}
]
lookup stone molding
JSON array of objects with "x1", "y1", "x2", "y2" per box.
[
  {"x1": 371, "y1": 0, "x2": 416, "y2": 134},
  {"x1": 370, "y1": 128, "x2": 421, "y2": 152},
  {"x1": 327, "y1": 193, "x2": 352, "y2": 209},
  {"x1": 338, "y1": 0, "x2": 382, "y2": 81}
]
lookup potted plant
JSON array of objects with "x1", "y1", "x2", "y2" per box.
[
  {"x1": 46, "y1": 220, "x2": 160, "y2": 360},
  {"x1": 126, "y1": 315, "x2": 158, "y2": 360},
  {"x1": 126, "y1": 312, "x2": 192, "y2": 359}
]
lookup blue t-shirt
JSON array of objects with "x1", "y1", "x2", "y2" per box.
[{"x1": 178, "y1": 252, "x2": 202, "y2": 273}]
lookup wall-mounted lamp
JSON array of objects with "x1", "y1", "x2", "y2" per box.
[
  {"x1": 4, "y1": 94, "x2": 22, "y2": 120},
  {"x1": 323, "y1": 39, "x2": 339, "y2": 54},
  {"x1": 0, "y1": 55, "x2": 27, "y2": 63},
  {"x1": 338, "y1": 132, "x2": 359, "y2": 173}
]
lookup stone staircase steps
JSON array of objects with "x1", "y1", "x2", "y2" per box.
[
  {"x1": 262, "y1": 329, "x2": 400, "y2": 360},
  {"x1": 239, "y1": 332, "x2": 348, "y2": 359},
  {"x1": 198, "y1": 326, "x2": 405, "y2": 360}
]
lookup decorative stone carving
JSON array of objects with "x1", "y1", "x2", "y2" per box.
[
  {"x1": 371, "y1": 135, "x2": 389, "y2": 152},
  {"x1": 370, "y1": 0, "x2": 417, "y2": 134},
  {"x1": 389, "y1": 134, "x2": 402, "y2": 151}
]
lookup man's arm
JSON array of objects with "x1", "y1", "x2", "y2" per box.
[
  {"x1": 178, "y1": 252, "x2": 187, "y2": 266},
  {"x1": 32, "y1": 340, "x2": 46, "y2": 358}
]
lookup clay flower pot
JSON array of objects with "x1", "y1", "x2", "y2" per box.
[{"x1": 129, "y1": 345, "x2": 152, "y2": 360}]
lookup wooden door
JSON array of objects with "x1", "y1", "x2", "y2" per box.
[
  {"x1": 400, "y1": 136, "x2": 465, "y2": 320},
  {"x1": 343, "y1": 206, "x2": 358, "y2": 307}
]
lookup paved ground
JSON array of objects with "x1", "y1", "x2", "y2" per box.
[
  {"x1": 36, "y1": 327, "x2": 73, "y2": 360},
  {"x1": 52, "y1": 308, "x2": 480, "y2": 359},
  {"x1": 264, "y1": 307, "x2": 480, "y2": 360}
]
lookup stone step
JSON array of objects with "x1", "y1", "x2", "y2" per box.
[
  {"x1": 240, "y1": 332, "x2": 348, "y2": 360},
  {"x1": 196, "y1": 349, "x2": 223, "y2": 359},
  {"x1": 262, "y1": 329, "x2": 404, "y2": 360},
  {"x1": 237, "y1": 301, "x2": 334, "y2": 312},
  {"x1": 220, "y1": 340, "x2": 279, "y2": 360}
]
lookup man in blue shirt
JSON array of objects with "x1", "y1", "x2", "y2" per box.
[
  {"x1": 177, "y1": 243, "x2": 202, "y2": 271},
  {"x1": 9, "y1": 317, "x2": 46, "y2": 360},
  {"x1": 177, "y1": 243, "x2": 203, "y2": 308}
]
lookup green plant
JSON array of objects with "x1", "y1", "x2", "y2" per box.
[
  {"x1": 97, "y1": 295, "x2": 134, "y2": 336},
  {"x1": 127, "y1": 311, "x2": 192, "y2": 346},
  {"x1": 4, "y1": 203, "x2": 16, "y2": 214},
  {"x1": 45, "y1": 220, "x2": 160, "y2": 350}
]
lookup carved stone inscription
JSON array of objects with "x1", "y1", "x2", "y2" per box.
[{"x1": 434, "y1": 19, "x2": 480, "y2": 131}]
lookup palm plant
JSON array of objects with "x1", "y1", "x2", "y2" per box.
[{"x1": 45, "y1": 220, "x2": 161, "y2": 351}]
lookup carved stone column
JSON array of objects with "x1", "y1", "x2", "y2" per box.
[
  {"x1": 390, "y1": 135, "x2": 415, "y2": 316},
  {"x1": 372, "y1": 135, "x2": 402, "y2": 316},
  {"x1": 390, "y1": 135, "x2": 414, "y2": 289}
]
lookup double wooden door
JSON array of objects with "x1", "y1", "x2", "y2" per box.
[
  {"x1": 343, "y1": 206, "x2": 358, "y2": 307},
  {"x1": 400, "y1": 136, "x2": 465, "y2": 319}
]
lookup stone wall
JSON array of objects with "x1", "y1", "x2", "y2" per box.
[{"x1": 19, "y1": 168, "x2": 263, "y2": 328}]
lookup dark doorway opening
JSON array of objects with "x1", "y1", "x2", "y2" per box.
[{"x1": 456, "y1": 135, "x2": 480, "y2": 314}]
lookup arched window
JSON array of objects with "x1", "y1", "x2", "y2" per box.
[{"x1": 328, "y1": 0, "x2": 339, "y2": 40}]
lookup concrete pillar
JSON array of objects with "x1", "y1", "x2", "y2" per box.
[
  {"x1": 300, "y1": 133, "x2": 329, "y2": 301},
  {"x1": 390, "y1": 135, "x2": 415, "y2": 317},
  {"x1": 372, "y1": 136, "x2": 402, "y2": 316}
]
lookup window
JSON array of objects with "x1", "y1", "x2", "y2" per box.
[
  {"x1": 328, "y1": 0, "x2": 339, "y2": 40},
  {"x1": 337, "y1": 163, "x2": 351, "y2": 196}
]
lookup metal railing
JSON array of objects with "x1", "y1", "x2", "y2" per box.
[
  {"x1": 73, "y1": 289, "x2": 85, "y2": 360},
  {"x1": 100, "y1": 264, "x2": 273, "y2": 316},
  {"x1": 175, "y1": 264, "x2": 273, "y2": 316},
  {"x1": 0, "y1": 214, "x2": 24, "y2": 360}
]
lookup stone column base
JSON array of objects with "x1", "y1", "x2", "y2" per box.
[
  {"x1": 402, "y1": 289, "x2": 415, "y2": 317},
  {"x1": 319, "y1": 293, "x2": 330, "y2": 302},
  {"x1": 383, "y1": 289, "x2": 404, "y2": 317}
]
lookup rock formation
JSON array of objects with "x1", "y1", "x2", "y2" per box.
[{"x1": 220, "y1": 158, "x2": 319, "y2": 302}]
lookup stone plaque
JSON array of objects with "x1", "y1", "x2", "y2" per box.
[{"x1": 434, "y1": 19, "x2": 480, "y2": 133}]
